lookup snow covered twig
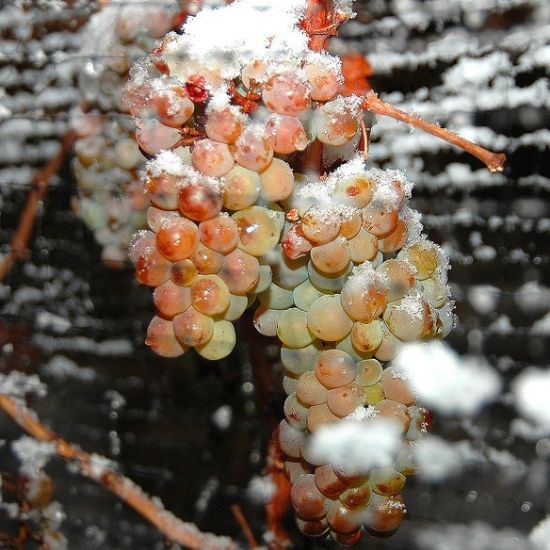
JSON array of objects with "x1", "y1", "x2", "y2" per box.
[{"x1": 0, "y1": 394, "x2": 237, "y2": 550}]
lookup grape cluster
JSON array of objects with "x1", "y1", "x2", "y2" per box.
[
  {"x1": 123, "y1": 1, "x2": 454, "y2": 544},
  {"x1": 71, "y1": 1, "x2": 183, "y2": 268}
]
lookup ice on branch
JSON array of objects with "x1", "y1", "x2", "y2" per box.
[
  {"x1": 392, "y1": 342, "x2": 501, "y2": 416},
  {"x1": 12, "y1": 436, "x2": 56, "y2": 478},
  {"x1": 512, "y1": 368, "x2": 550, "y2": 433},
  {"x1": 0, "y1": 371, "x2": 47, "y2": 402}
]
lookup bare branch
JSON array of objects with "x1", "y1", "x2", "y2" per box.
[
  {"x1": 362, "y1": 91, "x2": 506, "y2": 173},
  {"x1": 0, "y1": 394, "x2": 239, "y2": 550}
]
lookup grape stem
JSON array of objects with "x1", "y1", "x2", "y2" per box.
[
  {"x1": 0, "y1": 130, "x2": 78, "y2": 282},
  {"x1": 230, "y1": 504, "x2": 259, "y2": 549},
  {"x1": 0, "y1": 394, "x2": 238, "y2": 550},
  {"x1": 362, "y1": 91, "x2": 507, "y2": 172}
]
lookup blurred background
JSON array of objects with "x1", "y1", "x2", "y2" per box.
[{"x1": 0, "y1": 0, "x2": 549, "y2": 548}]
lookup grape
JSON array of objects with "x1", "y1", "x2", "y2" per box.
[
  {"x1": 339, "y1": 483, "x2": 372, "y2": 510},
  {"x1": 198, "y1": 214, "x2": 239, "y2": 253},
  {"x1": 153, "y1": 280, "x2": 191, "y2": 318},
  {"x1": 383, "y1": 295, "x2": 434, "y2": 341},
  {"x1": 363, "y1": 383, "x2": 385, "y2": 405},
  {"x1": 281, "y1": 341, "x2": 322, "y2": 377},
  {"x1": 296, "y1": 518, "x2": 329, "y2": 537},
  {"x1": 336, "y1": 334, "x2": 371, "y2": 362},
  {"x1": 262, "y1": 72, "x2": 311, "y2": 116},
  {"x1": 195, "y1": 320, "x2": 236, "y2": 360},
  {"x1": 156, "y1": 218, "x2": 200, "y2": 261},
  {"x1": 301, "y1": 208, "x2": 341, "y2": 245},
  {"x1": 232, "y1": 127, "x2": 273, "y2": 172},
  {"x1": 355, "y1": 359, "x2": 383, "y2": 386},
  {"x1": 310, "y1": 237, "x2": 350, "y2": 274},
  {"x1": 369, "y1": 467, "x2": 406, "y2": 496},
  {"x1": 278, "y1": 419, "x2": 305, "y2": 459},
  {"x1": 129, "y1": 230, "x2": 155, "y2": 265},
  {"x1": 394, "y1": 440, "x2": 417, "y2": 477},
  {"x1": 380, "y1": 368, "x2": 415, "y2": 406},
  {"x1": 266, "y1": 244, "x2": 309, "y2": 290},
  {"x1": 259, "y1": 283, "x2": 294, "y2": 310},
  {"x1": 146, "y1": 316, "x2": 187, "y2": 358},
  {"x1": 149, "y1": 83, "x2": 195, "y2": 128},
  {"x1": 307, "y1": 403, "x2": 340, "y2": 432},
  {"x1": 326, "y1": 501, "x2": 362, "y2": 534},
  {"x1": 232, "y1": 206, "x2": 284, "y2": 256},
  {"x1": 282, "y1": 223, "x2": 314, "y2": 260},
  {"x1": 376, "y1": 259, "x2": 416, "y2": 303},
  {"x1": 136, "y1": 119, "x2": 181, "y2": 156},
  {"x1": 191, "y1": 274, "x2": 231, "y2": 316},
  {"x1": 190, "y1": 243, "x2": 224, "y2": 275},
  {"x1": 314, "y1": 464, "x2": 347, "y2": 498},
  {"x1": 373, "y1": 400, "x2": 411, "y2": 434},
  {"x1": 307, "y1": 294, "x2": 353, "y2": 342},
  {"x1": 170, "y1": 259, "x2": 199, "y2": 287},
  {"x1": 293, "y1": 279, "x2": 325, "y2": 312},
  {"x1": 315, "y1": 350, "x2": 356, "y2": 389},
  {"x1": 362, "y1": 206, "x2": 398, "y2": 238},
  {"x1": 147, "y1": 207, "x2": 180, "y2": 232},
  {"x1": 178, "y1": 181, "x2": 223, "y2": 222},
  {"x1": 364, "y1": 493, "x2": 406, "y2": 534},
  {"x1": 398, "y1": 240, "x2": 440, "y2": 280},
  {"x1": 173, "y1": 307, "x2": 214, "y2": 347},
  {"x1": 340, "y1": 275, "x2": 387, "y2": 323},
  {"x1": 378, "y1": 218, "x2": 408, "y2": 253},
  {"x1": 218, "y1": 293, "x2": 249, "y2": 321},
  {"x1": 265, "y1": 114, "x2": 309, "y2": 154},
  {"x1": 222, "y1": 166, "x2": 261, "y2": 211},
  {"x1": 241, "y1": 59, "x2": 267, "y2": 88},
  {"x1": 114, "y1": 138, "x2": 143, "y2": 170},
  {"x1": 304, "y1": 63, "x2": 340, "y2": 101},
  {"x1": 285, "y1": 460, "x2": 311, "y2": 483},
  {"x1": 331, "y1": 529, "x2": 363, "y2": 546},
  {"x1": 284, "y1": 393, "x2": 309, "y2": 430},
  {"x1": 145, "y1": 172, "x2": 179, "y2": 210},
  {"x1": 253, "y1": 305, "x2": 282, "y2": 337},
  {"x1": 253, "y1": 264, "x2": 272, "y2": 293},
  {"x1": 219, "y1": 248, "x2": 260, "y2": 295},
  {"x1": 419, "y1": 275, "x2": 449, "y2": 308},
  {"x1": 291, "y1": 473, "x2": 328, "y2": 521},
  {"x1": 373, "y1": 324, "x2": 403, "y2": 362},
  {"x1": 313, "y1": 100, "x2": 358, "y2": 146},
  {"x1": 277, "y1": 308, "x2": 315, "y2": 349},
  {"x1": 333, "y1": 176, "x2": 374, "y2": 209},
  {"x1": 191, "y1": 139, "x2": 234, "y2": 177},
  {"x1": 347, "y1": 227, "x2": 379, "y2": 263},
  {"x1": 205, "y1": 105, "x2": 244, "y2": 144},
  {"x1": 296, "y1": 371, "x2": 328, "y2": 407},
  {"x1": 135, "y1": 247, "x2": 171, "y2": 287},
  {"x1": 351, "y1": 319, "x2": 384, "y2": 354},
  {"x1": 327, "y1": 383, "x2": 365, "y2": 417},
  {"x1": 308, "y1": 260, "x2": 352, "y2": 293},
  {"x1": 259, "y1": 158, "x2": 295, "y2": 202},
  {"x1": 339, "y1": 211, "x2": 363, "y2": 240}
]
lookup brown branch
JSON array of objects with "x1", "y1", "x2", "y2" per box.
[
  {"x1": 362, "y1": 91, "x2": 506, "y2": 173},
  {"x1": 0, "y1": 130, "x2": 78, "y2": 282},
  {"x1": 301, "y1": 0, "x2": 347, "y2": 51},
  {"x1": 0, "y1": 394, "x2": 238, "y2": 550},
  {"x1": 230, "y1": 504, "x2": 259, "y2": 549}
]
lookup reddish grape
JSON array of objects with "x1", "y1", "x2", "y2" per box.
[
  {"x1": 146, "y1": 316, "x2": 187, "y2": 357},
  {"x1": 191, "y1": 139, "x2": 234, "y2": 177},
  {"x1": 173, "y1": 307, "x2": 214, "y2": 347},
  {"x1": 198, "y1": 214, "x2": 239, "y2": 254},
  {"x1": 178, "y1": 181, "x2": 223, "y2": 222},
  {"x1": 156, "y1": 218, "x2": 200, "y2": 261}
]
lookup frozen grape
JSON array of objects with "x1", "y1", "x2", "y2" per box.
[
  {"x1": 281, "y1": 341, "x2": 323, "y2": 377},
  {"x1": 262, "y1": 72, "x2": 311, "y2": 116},
  {"x1": 199, "y1": 214, "x2": 239, "y2": 254},
  {"x1": 259, "y1": 158, "x2": 295, "y2": 202},
  {"x1": 369, "y1": 468, "x2": 406, "y2": 497},
  {"x1": 205, "y1": 105, "x2": 244, "y2": 144},
  {"x1": 355, "y1": 359, "x2": 383, "y2": 386},
  {"x1": 307, "y1": 294, "x2": 353, "y2": 342},
  {"x1": 310, "y1": 237, "x2": 350, "y2": 275},
  {"x1": 351, "y1": 319, "x2": 384, "y2": 354},
  {"x1": 253, "y1": 305, "x2": 282, "y2": 337},
  {"x1": 326, "y1": 501, "x2": 362, "y2": 534},
  {"x1": 171, "y1": 259, "x2": 199, "y2": 287},
  {"x1": 146, "y1": 316, "x2": 187, "y2": 358},
  {"x1": 222, "y1": 166, "x2": 261, "y2": 211},
  {"x1": 153, "y1": 280, "x2": 191, "y2": 318},
  {"x1": 277, "y1": 308, "x2": 315, "y2": 348},
  {"x1": 362, "y1": 206, "x2": 398, "y2": 238},
  {"x1": 259, "y1": 283, "x2": 294, "y2": 310},
  {"x1": 315, "y1": 350, "x2": 356, "y2": 389},
  {"x1": 232, "y1": 127, "x2": 273, "y2": 172},
  {"x1": 315, "y1": 464, "x2": 347, "y2": 499},
  {"x1": 377, "y1": 259, "x2": 416, "y2": 303},
  {"x1": 378, "y1": 218, "x2": 408, "y2": 253},
  {"x1": 304, "y1": 63, "x2": 340, "y2": 101},
  {"x1": 191, "y1": 243, "x2": 224, "y2": 275},
  {"x1": 296, "y1": 371, "x2": 328, "y2": 407},
  {"x1": 284, "y1": 392, "x2": 309, "y2": 430},
  {"x1": 293, "y1": 279, "x2": 325, "y2": 312},
  {"x1": 219, "y1": 249, "x2": 260, "y2": 295},
  {"x1": 327, "y1": 383, "x2": 365, "y2": 417},
  {"x1": 314, "y1": 100, "x2": 358, "y2": 146},
  {"x1": 178, "y1": 181, "x2": 223, "y2": 222},
  {"x1": 191, "y1": 274, "x2": 231, "y2": 316},
  {"x1": 307, "y1": 402, "x2": 340, "y2": 432},
  {"x1": 265, "y1": 114, "x2": 309, "y2": 154},
  {"x1": 195, "y1": 320, "x2": 236, "y2": 360},
  {"x1": 191, "y1": 139, "x2": 234, "y2": 177},
  {"x1": 173, "y1": 307, "x2": 214, "y2": 347},
  {"x1": 278, "y1": 419, "x2": 305, "y2": 459},
  {"x1": 340, "y1": 275, "x2": 388, "y2": 323},
  {"x1": 218, "y1": 293, "x2": 248, "y2": 321},
  {"x1": 301, "y1": 208, "x2": 341, "y2": 245},
  {"x1": 135, "y1": 247, "x2": 171, "y2": 287},
  {"x1": 334, "y1": 176, "x2": 373, "y2": 208},
  {"x1": 156, "y1": 218, "x2": 200, "y2": 261},
  {"x1": 380, "y1": 368, "x2": 415, "y2": 406},
  {"x1": 232, "y1": 206, "x2": 284, "y2": 256}
]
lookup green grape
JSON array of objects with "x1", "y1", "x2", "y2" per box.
[
  {"x1": 307, "y1": 294, "x2": 353, "y2": 342},
  {"x1": 293, "y1": 279, "x2": 326, "y2": 312},
  {"x1": 281, "y1": 341, "x2": 323, "y2": 376},
  {"x1": 195, "y1": 319, "x2": 236, "y2": 360},
  {"x1": 277, "y1": 308, "x2": 315, "y2": 348}
]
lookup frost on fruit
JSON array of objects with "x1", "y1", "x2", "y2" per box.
[{"x1": 119, "y1": 0, "x2": 508, "y2": 544}]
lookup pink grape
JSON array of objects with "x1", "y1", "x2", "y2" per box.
[{"x1": 191, "y1": 139, "x2": 234, "y2": 177}]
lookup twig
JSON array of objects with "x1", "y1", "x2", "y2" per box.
[
  {"x1": 231, "y1": 504, "x2": 259, "y2": 549},
  {"x1": 362, "y1": 91, "x2": 506, "y2": 172},
  {"x1": 0, "y1": 394, "x2": 238, "y2": 550},
  {"x1": 0, "y1": 130, "x2": 78, "y2": 282}
]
